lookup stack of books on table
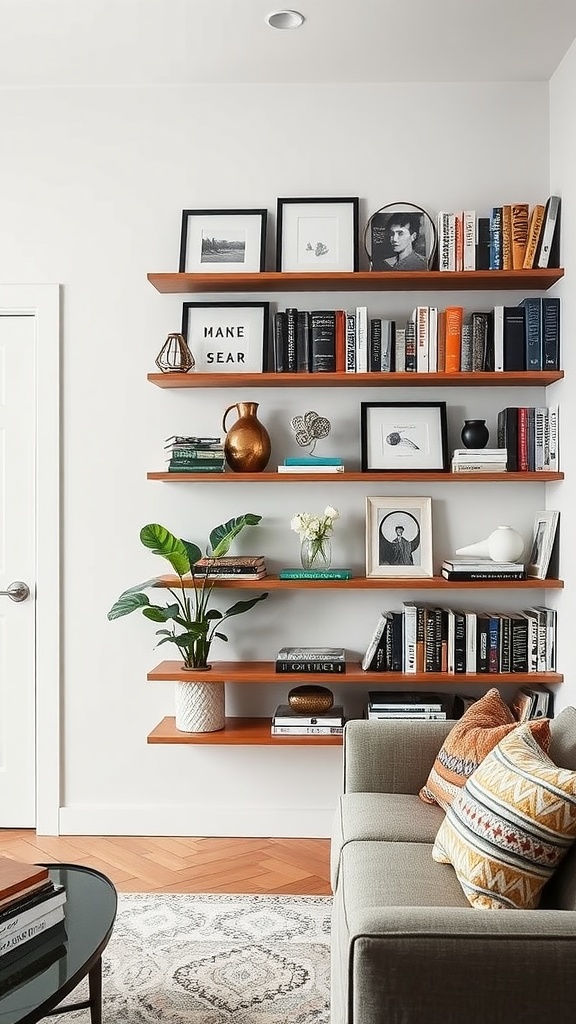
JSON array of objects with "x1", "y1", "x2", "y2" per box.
[
  {"x1": 271, "y1": 703, "x2": 345, "y2": 736},
  {"x1": 367, "y1": 691, "x2": 448, "y2": 721},
  {"x1": 441, "y1": 558, "x2": 526, "y2": 581},
  {"x1": 275, "y1": 647, "x2": 346, "y2": 674},
  {"x1": 0, "y1": 858, "x2": 67, "y2": 969},
  {"x1": 165, "y1": 435, "x2": 225, "y2": 473},
  {"x1": 451, "y1": 449, "x2": 507, "y2": 473},
  {"x1": 277, "y1": 457, "x2": 344, "y2": 473},
  {"x1": 192, "y1": 555, "x2": 268, "y2": 580}
]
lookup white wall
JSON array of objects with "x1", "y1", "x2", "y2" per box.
[{"x1": 0, "y1": 81, "x2": 562, "y2": 836}]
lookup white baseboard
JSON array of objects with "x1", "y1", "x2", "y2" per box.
[{"x1": 56, "y1": 804, "x2": 334, "y2": 838}]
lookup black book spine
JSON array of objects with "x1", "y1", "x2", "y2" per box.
[
  {"x1": 476, "y1": 217, "x2": 491, "y2": 271},
  {"x1": 488, "y1": 615, "x2": 500, "y2": 673},
  {"x1": 285, "y1": 307, "x2": 298, "y2": 372},
  {"x1": 390, "y1": 612, "x2": 403, "y2": 672},
  {"x1": 476, "y1": 613, "x2": 489, "y2": 673},
  {"x1": 503, "y1": 307, "x2": 526, "y2": 371},
  {"x1": 497, "y1": 406, "x2": 518, "y2": 472},
  {"x1": 296, "y1": 310, "x2": 311, "y2": 373},
  {"x1": 541, "y1": 297, "x2": 560, "y2": 370},
  {"x1": 499, "y1": 615, "x2": 511, "y2": 674},
  {"x1": 510, "y1": 616, "x2": 529, "y2": 673},
  {"x1": 470, "y1": 312, "x2": 489, "y2": 371},
  {"x1": 519, "y1": 297, "x2": 542, "y2": 371},
  {"x1": 434, "y1": 607, "x2": 444, "y2": 673},
  {"x1": 275, "y1": 660, "x2": 345, "y2": 673},
  {"x1": 274, "y1": 312, "x2": 286, "y2": 373},
  {"x1": 369, "y1": 319, "x2": 382, "y2": 372},
  {"x1": 404, "y1": 320, "x2": 416, "y2": 372},
  {"x1": 310, "y1": 310, "x2": 336, "y2": 372},
  {"x1": 424, "y1": 608, "x2": 436, "y2": 673}
]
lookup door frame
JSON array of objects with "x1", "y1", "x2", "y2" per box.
[{"x1": 0, "y1": 284, "x2": 60, "y2": 834}]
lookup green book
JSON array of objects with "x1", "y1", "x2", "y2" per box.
[
  {"x1": 168, "y1": 463, "x2": 225, "y2": 473},
  {"x1": 279, "y1": 568, "x2": 352, "y2": 580}
]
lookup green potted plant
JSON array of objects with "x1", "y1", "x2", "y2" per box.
[{"x1": 108, "y1": 515, "x2": 269, "y2": 732}]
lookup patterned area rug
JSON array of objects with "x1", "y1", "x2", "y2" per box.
[{"x1": 52, "y1": 892, "x2": 332, "y2": 1023}]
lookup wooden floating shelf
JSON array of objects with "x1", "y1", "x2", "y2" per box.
[
  {"x1": 148, "y1": 470, "x2": 563, "y2": 483},
  {"x1": 147, "y1": 660, "x2": 563, "y2": 685},
  {"x1": 148, "y1": 370, "x2": 563, "y2": 389},
  {"x1": 147, "y1": 716, "x2": 343, "y2": 746},
  {"x1": 147, "y1": 268, "x2": 564, "y2": 294},
  {"x1": 155, "y1": 574, "x2": 563, "y2": 591}
]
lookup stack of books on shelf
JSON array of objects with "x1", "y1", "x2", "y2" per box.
[
  {"x1": 275, "y1": 647, "x2": 346, "y2": 674},
  {"x1": 497, "y1": 405, "x2": 559, "y2": 472},
  {"x1": 165, "y1": 435, "x2": 225, "y2": 473},
  {"x1": 278, "y1": 456, "x2": 344, "y2": 473},
  {"x1": 192, "y1": 555, "x2": 268, "y2": 580},
  {"x1": 451, "y1": 449, "x2": 507, "y2": 473},
  {"x1": 511, "y1": 684, "x2": 553, "y2": 722},
  {"x1": 441, "y1": 558, "x2": 526, "y2": 582},
  {"x1": 435, "y1": 197, "x2": 560, "y2": 272},
  {"x1": 366, "y1": 691, "x2": 448, "y2": 721},
  {"x1": 271, "y1": 703, "x2": 345, "y2": 736},
  {"x1": 0, "y1": 858, "x2": 67, "y2": 970}
]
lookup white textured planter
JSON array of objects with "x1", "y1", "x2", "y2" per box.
[{"x1": 174, "y1": 680, "x2": 225, "y2": 733}]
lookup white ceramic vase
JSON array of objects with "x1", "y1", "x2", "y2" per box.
[
  {"x1": 174, "y1": 680, "x2": 225, "y2": 733},
  {"x1": 456, "y1": 525, "x2": 525, "y2": 563}
]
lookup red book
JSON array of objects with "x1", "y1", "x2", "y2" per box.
[{"x1": 335, "y1": 309, "x2": 346, "y2": 372}]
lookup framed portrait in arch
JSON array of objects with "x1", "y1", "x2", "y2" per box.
[
  {"x1": 276, "y1": 197, "x2": 359, "y2": 272},
  {"x1": 366, "y1": 496, "x2": 433, "y2": 578},
  {"x1": 178, "y1": 209, "x2": 268, "y2": 273},
  {"x1": 360, "y1": 402, "x2": 449, "y2": 472},
  {"x1": 181, "y1": 301, "x2": 270, "y2": 372}
]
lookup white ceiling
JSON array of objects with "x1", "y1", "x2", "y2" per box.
[{"x1": 1, "y1": 0, "x2": 575, "y2": 88}]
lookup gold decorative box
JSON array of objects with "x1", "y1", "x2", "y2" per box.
[{"x1": 287, "y1": 685, "x2": 334, "y2": 714}]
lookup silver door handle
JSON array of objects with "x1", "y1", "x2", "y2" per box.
[{"x1": 0, "y1": 581, "x2": 30, "y2": 602}]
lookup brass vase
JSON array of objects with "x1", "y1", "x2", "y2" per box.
[{"x1": 222, "y1": 402, "x2": 271, "y2": 472}]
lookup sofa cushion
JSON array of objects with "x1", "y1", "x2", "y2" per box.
[
  {"x1": 339, "y1": 839, "x2": 470, "y2": 912},
  {"x1": 419, "y1": 687, "x2": 550, "y2": 811},
  {"x1": 432, "y1": 721, "x2": 576, "y2": 910}
]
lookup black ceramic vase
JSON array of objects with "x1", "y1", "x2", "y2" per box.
[{"x1": 461, "y1": 419, "x2": 489, "y2": 449}]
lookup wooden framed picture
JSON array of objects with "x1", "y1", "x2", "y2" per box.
[
  {"x1": 181, "y1": 302, "x2": 270, "y2": 373},
  {"x1": 360, "y1": 402, "x2": 448, "y2": 472},
  {"x1": 366, "y1": 496, "x2": 433, "y2": 578},
  {"x1": 276, "y1": 197, "x2": 359, "y2": 272},
  {"x1": 527, "y1": 509, "x2": 560, "y2": 579},
  {"x1": 364, "y1": 202, "x2": 437, "y2": 271},
  {"x1": 178, "y1": 209, "x2": 267, "y2": 273}
]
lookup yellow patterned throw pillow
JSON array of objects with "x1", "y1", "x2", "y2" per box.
[{"x1": 432, "y1": 723, "x2": 576, "y2": 910}]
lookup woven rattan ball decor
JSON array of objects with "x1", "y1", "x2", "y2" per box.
[{"x1": 287, "y1": 685, "x2": 334, "y2": 714}]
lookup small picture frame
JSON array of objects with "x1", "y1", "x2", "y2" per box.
[
  {"x1": 364, "y1": 202, "x2": 436, "y2": 271},
  {"x1": 178, "y1": 209, "x2": 267, "y2": 273},
  {"x1": 276, "y1": 197, "x2": 359, "y2": 272},
  {"x1": 360, "y1": 402, "x2": 449, "y2": 472},
  {"x1": 366, "y1": 496, "x2": 433, "y2": 578},
  {"x1": 181, "y1": 302, "x2": 270, "y2": 373},
  {"x1": 527, "y1": 510, "x2": 560, "y2": 579}
]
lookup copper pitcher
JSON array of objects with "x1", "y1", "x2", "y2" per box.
[{"x1": 222, "y1": 402, "x2": 271, "y2": 472}]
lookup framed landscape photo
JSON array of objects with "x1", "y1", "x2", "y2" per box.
[
  {"x1": 527, "y1": 509, "x2": 560, "y2": 579},
  {"x1": 360, "y1": 402, "x2": 448, "y2": 472},
  {"x1": 364, "y1": 202, "x2": 436, "y2": 271},
  {"x1": 178, "y1": 209, "x2": 267, "y2": 273},
  {"x1": 276, "y1": 197, "x2": 359, "y2": 272},
  {"x1": 181, "y1": 302, "x2": 270, "y2": 373},
  {"x1": 366, "y1": 496, "x2": 433, "y2": 578}
]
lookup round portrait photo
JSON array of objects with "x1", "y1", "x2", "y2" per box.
[
  {"x1": 379, "y1": 510, "x2": 421, "y2": 567},
  {"x1": 366, "y1": 203, "x2": 436, "y2": 271}
]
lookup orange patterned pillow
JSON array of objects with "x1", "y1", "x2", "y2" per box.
[{"x1": 419, "y1": 688, "x2": 550, "y2": 811}]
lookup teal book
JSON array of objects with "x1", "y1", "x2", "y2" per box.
[
  {"x1": 279, "y1": 568, "x2": 352, "y2": 580},
  {"x1": 284, "y1": 456, "x2": 343, "y2": 466}
]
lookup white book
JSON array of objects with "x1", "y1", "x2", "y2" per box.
[
  {"x1": 346, "y1": 312, "x2": 356, "y2": 372},
  {"x1": 355, "y1": 306, "x2": 368, "y2": 373},
  {"x1": 446, "y1": 213, "x2": 456, "y2": 271},
  {"x1": 437, "y1": 212, "x2": 452, "y2": 271},
  {"x1": 534, "y1": 408, "x2": 547, "y2": 471},
  {"x1": 447, "y1": 608, "x2": 455, "y2": 674},
  {"x1": 402, "y1": 602, "x2": 417, "y2": 674},
  {"x1": 0, "y1": 887, "x2": 66, "y2": 943},
  {"x1": 361, "y1": 612, "x2": 388, "y2": 671},
  {"x1": 413, "y1": 306, "x2": 429, "y2": 373},
  {"x1": 271, "y1": 725, "x2": 343, "y2": 736},
  {"x1": 277, "y1": 465, "x2": 344, "y2": 473},
  {"x1": 548, "y1": 405, "x2": 559, "y2": 470},
  {"x1": 463, "y1": 211, "x2": 476, "y2": 271},
  {"x1": 465, "y1": 611, "x2": 477, "y2": 673},
  {"x1": 394, "y1": 327, "x2": 406, "y2": 372},
  {"x1": 493, "y1": 304, "x2": 504, "y2": 371},
  {"x1": 0, "y1": 905, "x2": 65, "y2": 957},
  {"x1": 428, "y1": 306, "x2": 438, "y2": 372},
  {"x1": 367, "y1": 711, "x2": 447, "y2": 720}
]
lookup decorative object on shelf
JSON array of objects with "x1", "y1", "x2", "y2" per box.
[
  {"x1": 276, "y1": 197, "x2": 359, "y2": 272},
  {"x1": 364, "y1": 202, "x2": 437, "y2": 271},
  {"x1": 456, "y1": 525, "x2": 525, "y2": 563},
  {"x1": 290, "y1": 409, "x2": 331, "y2": 455},
  {"x1": 287, "y1": 685, "x2": 334, "y2": 714},
  {"x1": 291, "y1": 507, "x2": 339, "y2": 571},
  {"x1": 175, "y1": 680, "x2": 225, "y2": 733},
  {"x1": 178, "y1": 208, "x2": 267, "y2": 274},
  {"x1": 181, "y1": 301, "x2": 270, "y2": 373},
  {"x1": 460, "y1": 419, "x2": 490, "y2": 449},
  {"x1": 222, "y1": 401, "x2": 271, "y2": 472},
  {"x1": 107, "y1": 518, "x2": 269, "y2": 731},
  {"x1": 527, "y1": 510, "x2": 560, "y2": 579},
  {"x1": 155, "y1": 332, "x2": 195, "y2": 374},
  {"x1": 366, "y1": 496, "x2": 433, "y2": 578},
  {"x1": 360, "y1": 402, "x2": 449, "y2": 472}
]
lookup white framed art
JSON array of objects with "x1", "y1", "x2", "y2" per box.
[{"x1": 366, "y1": 496, "x2": 433, "y2": 578}]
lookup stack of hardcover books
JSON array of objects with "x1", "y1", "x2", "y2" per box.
[
  {"x1": 279, "y1": 567, "x2": 352, "y2": 580},
  {"x1": 275, "y1": 647, "x2": 346, "y2": 674},
  {"x1": 192, "y1": 555, "x2": 268, "y2": 580},
  {"x1": 0, "y1": 858, "x2": 67, "y2": 969},
  {"x1": 451, "y1": 449, "x2": 507, "y2": 473},
  {"x1": 271, "y1": 703, "x2": 345, "y2": 736},
  {"x1": 165, "y1": 435, "x2": 225, "y2": 473},
  {"x1": 441, "y1": 558, "x2": 526, "y2": 581},
  {"x1": 367, "y1": 691, "x2": 448, "y2": 721},
  {"x1": 278, "y1": 456, "x2": 344, "y2": 474}
]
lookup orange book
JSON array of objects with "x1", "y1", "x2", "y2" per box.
[
  {"x1": 501, "y1": 205, "x2": 512, "y2": 270},
  {"x1": 511, "y1": 203, "x2": 529, "y2": 269},
  {"x1": 444, "y1": 306, "x2": 463, "y2": 373},
  {"x1": 0, "y1": 857, "x2": 50, "y2": 907},
  {"x1": 523, "y1": 205, "x2": 546, "y2": 269},
  {"x1": 335, "y1": 309, "x2": 346, "y2": 372},
  {"x1": 436, "y1": 310, "x2": 446, "y2": 372}
]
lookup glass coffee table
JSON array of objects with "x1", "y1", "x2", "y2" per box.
[{"x1": 0, "y1": 864, "x2": 117, "y2": 1024}]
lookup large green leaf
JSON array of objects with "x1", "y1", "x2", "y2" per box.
[
  {"x1": 142, "y1": 604, "x2": 180, "y2": 623},
  {"x1": 107, "y1": 591, "x2": 151, "y2": 620},
  {"x1": 209, "y1": 514, "x2": 262, "y2": 557},
  {"x1": 140, "y1": 524, "x2": 190, "y2": 576},
  {"x1": 223, "y1": 592, "x2": 269, "y2": 618},
  {"x1": 182, "y1": 539, "x2": 202, "y2": 569}
]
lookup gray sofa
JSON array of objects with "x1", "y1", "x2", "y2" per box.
[{"x1": 330, "y1": 707, "x2": 576, "y2": 1024}]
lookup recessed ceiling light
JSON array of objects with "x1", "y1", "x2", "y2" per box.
[{"x1": 265, "y1": 10, "x2": 305, "y2": 30}]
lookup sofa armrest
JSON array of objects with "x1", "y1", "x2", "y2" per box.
[{"x1": 343, "y1": 719, "x2": 454, "y2": 794}]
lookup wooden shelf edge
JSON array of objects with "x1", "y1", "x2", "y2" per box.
[
  {"x1": 147, "y1": 716, "x2": 343, "y2": 745},
  {"x1": 148, "y1": 370, "x2": 564, "y2": 389},
  {"x1": 154, "y1": 573, "x2": 563, "y2": 591},
  {"x1": 148, "y1": 470, "x2": 564, "y2": 483},
  {"x1": 147, "y1": 661, "x2": 563, "y2": 684}
]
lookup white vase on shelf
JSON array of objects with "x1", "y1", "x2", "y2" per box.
[{"x1": 456, "y1": 525, "x2": 525, "y2": 563}]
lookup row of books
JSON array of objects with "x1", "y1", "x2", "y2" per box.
[
  {"x1": 165, "y1": 435, "x2": 225, "y2": 474},
  {"x1": 362, "y1": 604, "x2": 557, "y2": 675},
  {"x1": 275, "y1": 646, "x2": 346, "y2": 674},
  {"x1": 271, "y1": 703, "x2": 344, "y2": 736},
  {"x1": 497, "y1": 405, "x2": 559, "y2": 472},
  {"x1": 436, "y1": 198, "x2": 561, "y2": 272},
  {"x1": 367, "y1": 690, "x2": 448, "y2": 720},
  {"x1": 192, "y1": 555, "x2": 268, "y2": 580},
  {"x1": 0, "y1": 858, "x2": 66, "y2": 969}
]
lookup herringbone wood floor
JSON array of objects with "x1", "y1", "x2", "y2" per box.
[{"x1": 0, "y1": 830, "x2": 332, "y2": 895}]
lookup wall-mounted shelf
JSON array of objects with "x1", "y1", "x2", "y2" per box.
[
  {"x1": 148, "y1": 370, "x2": 563, "y2": 389},
  {"x1": 147, "y1": 716, "x2": 343, "y2": 745},
  {"x1": 147, "y1": 268, "x2": 564, "y2": 294},
  {"x1": 149, "y1": 470, "x2": 563, "y2": 483},
  {"x1": 155, "y1": 574, "x2": 563, "y2": 591}
]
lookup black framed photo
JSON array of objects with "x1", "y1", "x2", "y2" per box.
[
  {"x1": 364, "y1": 202, "x2": 436, "y2": 271},
  {"x1": 360, "y1": 402, "x2": 449, "y2": 472},
  {"x1": 366, "y1": 496, "x2": 433, "y2": 578},
  {"x1": 178, "y1": 209, "x2": 267, "y2": 273},
  {"x1": 276, "y1": 197, "x2": 359, "y2": 272},
  {"x1": 181, "y1": 302, "x2": 270, "y2": 373}
]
